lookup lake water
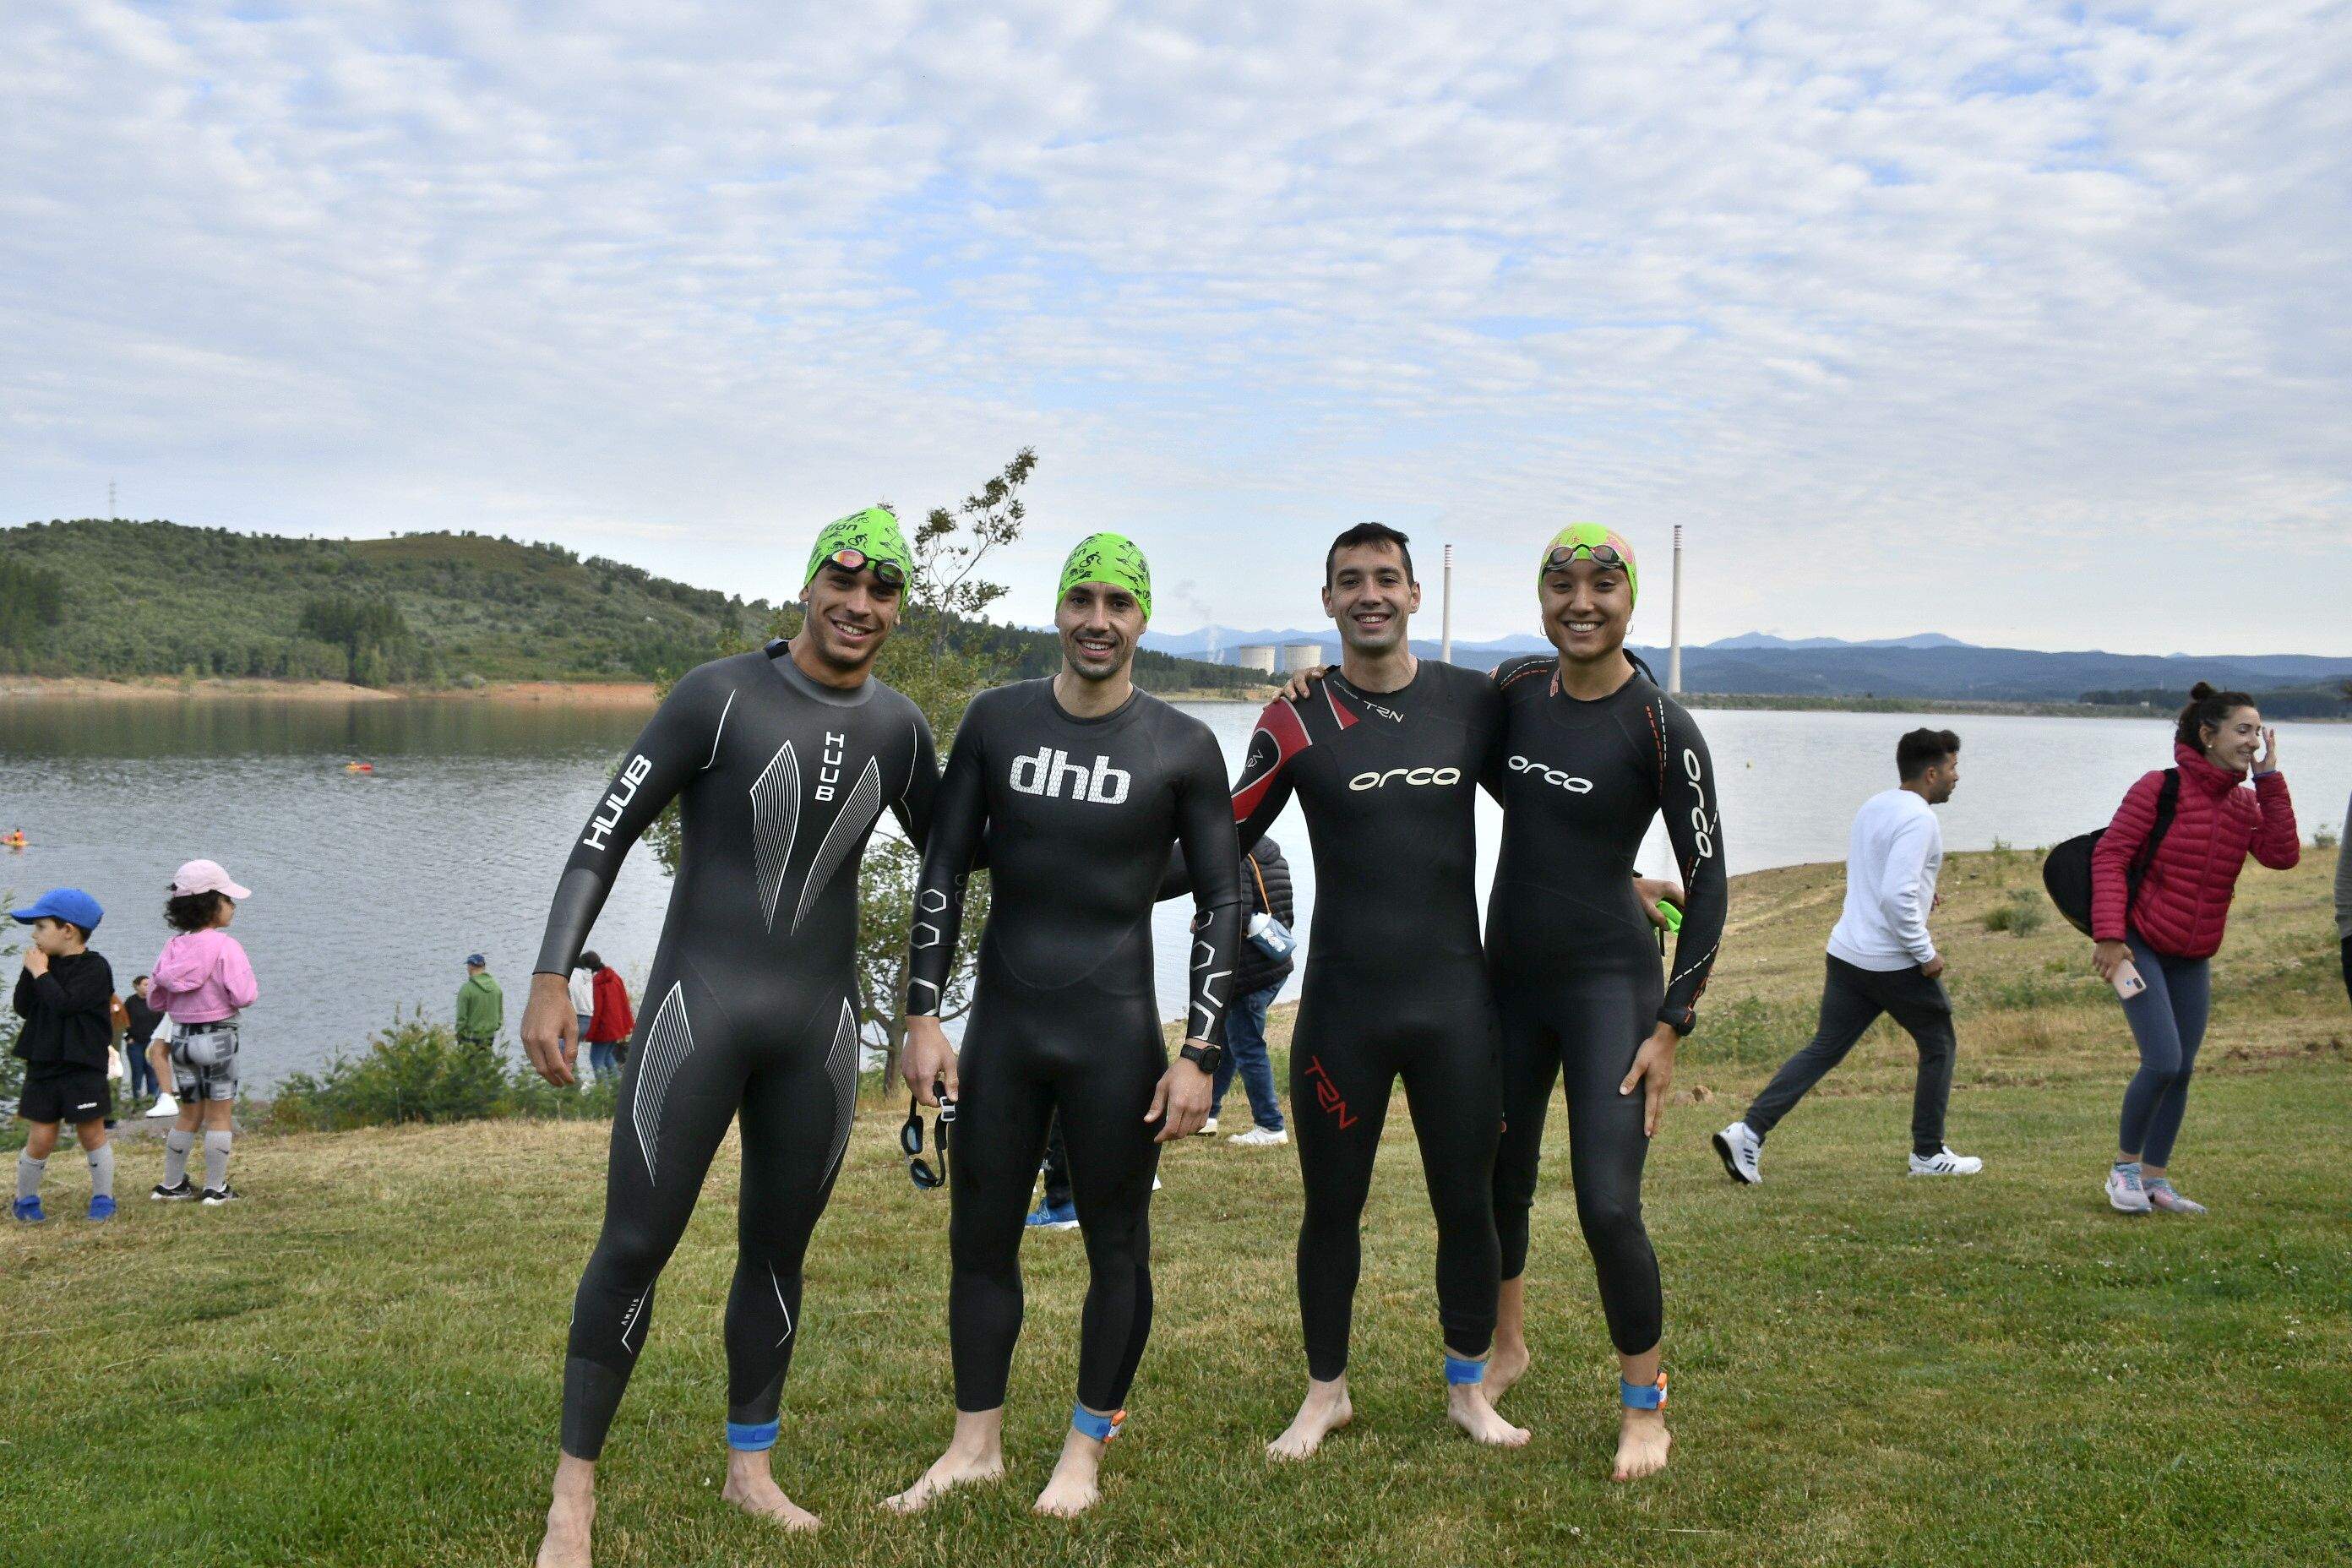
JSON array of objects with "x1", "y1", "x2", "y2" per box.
[{"x1": 5, "y1": 694, "x2": 2346, "y2": 1087}]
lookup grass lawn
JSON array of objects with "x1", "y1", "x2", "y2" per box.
[{"x1": 4, "y1": 851, "x2": 2347, "y2": 1566}]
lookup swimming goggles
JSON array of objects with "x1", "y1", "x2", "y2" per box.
[
  {"x1": 1542, "y1": 542, "x2": 1631, "y2": 575},
  {"x1": 819, "y1": 547, "x2": 908, "y2": 589},
  {"x1": 901, "y1": 1088, "x2": 954, "y2": 1190}
]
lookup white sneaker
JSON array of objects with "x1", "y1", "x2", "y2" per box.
[
  {"x1": 1712, "y1": 1121, "x2": 1762, "y2": 1185},
  {"x1": 145, "y1": 1093, "x2": 180, "y2": 1119},
  {"x1": 2106, "y1": 1165, "x2": 2152, "y2": 1214},
  {"x1": 1228, "y1": 1124, "x2": 1289, "y2": 1147},
  {"x1": 1908, "y1": 1146, "x2": 1984, "y2": 1176},
  {"x1": 1195, "y1": 1117, "x2": 1219, "y2": 1137}
]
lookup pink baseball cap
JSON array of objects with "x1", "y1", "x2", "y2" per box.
[{"x1": 168, "y1": 858, "x2": 252, "y2": 901}]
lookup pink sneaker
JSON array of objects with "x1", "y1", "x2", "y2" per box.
[{"x1": 2144, "y1": 1179, "x2": 2207, "y2": 1215}]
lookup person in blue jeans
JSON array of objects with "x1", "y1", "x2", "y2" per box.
[{"x1": 1208, "y1": 837, "x2": 1293, "y2": 1146}]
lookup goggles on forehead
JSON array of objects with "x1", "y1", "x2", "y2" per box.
[
  {"x1": 819, "y1": 547, "x2": 907, "y2": 589},
  {"x1": 1543, "y1": 542, "x2": 1631, "y2": 576}
]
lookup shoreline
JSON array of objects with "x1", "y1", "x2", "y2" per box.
[{"x1": 0, "y1": 675, "x2": 662, "y2": 707}]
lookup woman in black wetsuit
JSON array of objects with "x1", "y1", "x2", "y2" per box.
[{"x1": 1483, "y1": 524, "x2": 1726, "y2": 1484}]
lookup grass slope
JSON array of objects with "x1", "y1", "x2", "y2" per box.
[{"x1": 3, "y1": 851, "x2": 2345, "y2": 1567}]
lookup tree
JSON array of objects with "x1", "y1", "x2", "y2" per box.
[{"x1": 647, "y1": 449, "x2": 1037, "y2": 1087}]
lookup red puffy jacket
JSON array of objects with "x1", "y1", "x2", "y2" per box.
[
  {"x1": 2091, "y1": 742, "x2": 2298, "y2": 957},
  {"x1": 587, "y1": 966, "x2": 635, "y2": 1043}
]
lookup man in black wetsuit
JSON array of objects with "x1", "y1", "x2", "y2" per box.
[
  {"x1": 520, "y1": 508, "x2": 937, "y2": 1565},
  {"x1": 888, "y1": 533, "x2": 1243, "y2": 1519},
  {"x1": 1481, "y1": 524, "x2": 1724, "y2": 1484}
]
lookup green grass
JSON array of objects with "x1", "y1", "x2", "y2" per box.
[{"x1": 5, "y1": 851, "x2": 2348, "y2": 1566}]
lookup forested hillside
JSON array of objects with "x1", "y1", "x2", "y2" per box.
[{"x1": 0, "y1": 518, "x2": 1265, "y2": 693}]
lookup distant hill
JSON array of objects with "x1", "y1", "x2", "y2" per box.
[{"x1": 0, "y1": 518, "x2": 1260, "y2": 694}]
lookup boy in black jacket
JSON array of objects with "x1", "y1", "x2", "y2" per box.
[{"x1": 12, "y1": 889, "x2": 118, "y2": 1223}]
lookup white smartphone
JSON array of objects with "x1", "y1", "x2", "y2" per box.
[{"x1": 2112, "y1": 959, "x2": 2147, "y2": 1000}]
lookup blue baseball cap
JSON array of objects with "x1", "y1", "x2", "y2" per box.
[
  {"x1": 466, "y1": 953, "x2": 487, "y2": 967},
  {"x1": 10, "y1": 888, "x2": 104, "y2": 933}
]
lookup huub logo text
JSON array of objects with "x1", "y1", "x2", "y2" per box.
[
  {"x1": 1508, "y1": 755, "x2": 1593, "y2": 792},
  {"x1": 1010, "y1": 747, "x2": 1132, "y2": 804},
  {"x1": 1348, "y1": 765, "x2": 1460, "y2": 791},
  {"x1": 583, "y1": 754, "x2": 656, "y2": 849},
  {"x1": 815, "y1": 731, "x2": 846, "y2": 803}
]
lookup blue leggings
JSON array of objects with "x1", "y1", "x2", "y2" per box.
[{"x1": 2116, "y1": 934, "x2": 2210, "y2": 1168}]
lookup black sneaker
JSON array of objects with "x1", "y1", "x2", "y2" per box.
[
  {"x1": 150, "y1": 1179, "x2": 196, "y2": 1201},
  {"x1": 199, "y1": 1185, "x2": 240, "y2": 1206}
]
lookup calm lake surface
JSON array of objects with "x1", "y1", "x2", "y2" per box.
[{"x1": 5, "y1": 694, "x2": 2346, "y2": 1087}]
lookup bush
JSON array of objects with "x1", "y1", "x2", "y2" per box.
[
  {"x1": 266, "y1": 1014, "x2": 617, "y2": 1131},
  {"x1": 1983, "y1": 889, "x2": 2050, "y2": 937}
]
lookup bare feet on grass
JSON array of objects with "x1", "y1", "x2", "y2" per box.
[
  {"x1": 1266, "y1": 1376, "x2": 1353, "y2": 1461},
  {"x1": 1484, "y1": 1337, "x2": 1531, "y2": 1402},
  {"x1": 1446, "y1": 1380, "x2": 1531, "y2": 1447},
  {"x1": 884, "y1": 1413, "x2": 1005, "y2": 1515},
  {"x1": 534, "y1": 1458, "x2": 594, "y2": 1568},
  {"x1": 721, "y1": 1451, "x2": 819, "y2": 1533},
  {"x1": 1612, "y1": 1407, "x2": 1672, "y2": 1482},
  {"x1": 1032, "y1": 1426, "x2": 1108, "y2": 1517}
]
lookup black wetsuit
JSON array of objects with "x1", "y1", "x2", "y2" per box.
[
  {"x1": 534, "y1": 641, "x2": 938, "y2": 1460},
  {"x1": 909, "y1": 679, "x2": 1242, "y2": 1414},
  {"x1": 1486, "y1": 656, "x2": 1724, "y2": 1356},
  {"x1": 1226, "y1": 662, "x2": 1505, "y2": 1377}
]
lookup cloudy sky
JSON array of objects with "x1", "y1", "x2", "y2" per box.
[{"x1": 5, "y1": 2, "x2": 2348, "y2": 652}]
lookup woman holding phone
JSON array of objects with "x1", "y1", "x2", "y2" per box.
[{"x1": 2090, "y1": 683, "x2": 2298, "y2": 1216}]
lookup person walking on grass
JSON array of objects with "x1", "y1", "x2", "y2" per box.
[
  {"x1": 2093, "y1": 684, "x2": 2297, "y2": 1217},
  {"x1": 456, "y1": 954, "x2": 504, "y2": 1048},
  {"x1": 1205, "y1": 836, "x2": 1293, "y2": 1146},
  {"x1": 581, "y1": 953, "x2": 634, "y2": 1081},
  {"x1": 145, "y1": 860, "x2": 258, "y2": 1206},
  {"x1": 123, "y1": 974, "x2": 163, "y2": 1105},
  {"x1": 2335, "y1": 786, "x2": 2349, "y2": 1009},
  {"x1": 11, "y1": 890, "x2": 118, "y2": 1224},
  {"x1": 1715, "y1": 728, "x2": 1979, "y2": 1184},
  {"x1": 568, "y1": 961, "x2": 595, "y2": 1059}
]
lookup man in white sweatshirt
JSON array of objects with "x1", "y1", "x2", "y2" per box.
[{"x1": 1714, "y1": 729, "x2": 1980, "y2": 1183}]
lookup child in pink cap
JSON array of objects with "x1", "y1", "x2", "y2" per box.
[{"x1": 144, "y1": 860, "x2": 258, "y2": 1205}]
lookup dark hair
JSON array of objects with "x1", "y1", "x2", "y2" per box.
[
  {"x1": 2175, "y1": 681, "x2": 2256, "y2": 751},
  {"x1": 1324, "y1": 522, "x2": 1414, "y2": 586},
  {"x1": 164, "y1": 890, "x2": 228, "y2": 933},
  {"x1": 134, "y1": 973, "x2": 150, "y2": 986},
  {"x1": 579, "y1": 951, "x2": 603, "y2": 972},
  {"x1": 1896, "y1": 727, "x2": 1961, "y2": 780}
]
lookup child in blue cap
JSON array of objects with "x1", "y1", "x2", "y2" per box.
[{"x1": 11, "y1": 889, "x2": 119, "y2": 1222}]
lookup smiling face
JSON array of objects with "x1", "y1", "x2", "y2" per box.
[
  {"x1": 2201, "y1": 705, "x2": 2263, "y2": 771},
  {"x1": 798, "y1": 560, "x2": 903, "y2": 677},
  {"x1": 1056, "y1": 580, "x2": 1146, "y2": 683},
  {"x1": 1538, "y1": 554, "x2": 1633, "y2": 664},
  {"x1": 1322, "y1": 542, "x2": 1419, "y2": 654}
]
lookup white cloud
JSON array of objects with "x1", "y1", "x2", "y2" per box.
[{"x1": 2, "y1": 0, "x2": 2345, "y2": 652}]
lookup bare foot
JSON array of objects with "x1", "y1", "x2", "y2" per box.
[
  {"x1": 1485, "y1": 1338, "x2": 1531, "y2": 1402},
  {"x1": 534, "y1": 1458, "x2": 594, "y2": 1568},
  {"x1": 1032, "y1": 1428, "x2": 1107, "y2": 1518},
  {"x1": 721, "y1": 1456, "x2": 820, "y2": 1532},
  {"x1": 1446, "y1": 1380, "x2": 1532, "y2": 1447},
  {"x1": 1612, "y1": 1406, "x2": 1672, "y2": 1482},
  {"x1": 884, "y1": 1440, "x2": 1004, "y2": 1515},
  {"x1": 1266, "y1": 1377, "x2": 1353, "y2": 1461}
]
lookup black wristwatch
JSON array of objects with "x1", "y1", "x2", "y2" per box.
[
  {"x1": 1656, "y1": 1005, "x2": 1696, "y2": 1038},
  {"x1": 1180, "y1": 1042, "x2": 1223, "y2": 1075}
]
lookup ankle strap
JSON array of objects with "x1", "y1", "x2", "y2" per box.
[
  {"x1": 726, "y1": 1418, "x2": 780, "y2": 1451},
  {"x1": 1071, "y1": 1404, "x2": 1126, "y2": 1443},
  {"x1": 1442, "y1": 1353, "x2": 1488, "y2": 1386},
  {"x1": 1620, "y1": 1373, "x2": 1669, "y2": 1410}
]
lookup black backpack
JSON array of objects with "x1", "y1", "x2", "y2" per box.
[{"x1": 2043, "y1": 769, "x2": 2180, "y2": 938}]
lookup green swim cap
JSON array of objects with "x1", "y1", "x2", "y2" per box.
[
  {"x1": 1539, "y1": 523, "x2": 1638, "y2": 606},
  {"x1": 1058, "y1": 532, "x2": 1152, "y2": 620},
  {"x1": 803, "y1": 506, "x2": 913, "y2": 589}
]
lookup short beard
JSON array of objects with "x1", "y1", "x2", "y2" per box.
[
  {"x1": 1338, "y1": 615, "x2": 1405, "y2": 655},
  {"x1": 1063, "y1": 642, "x2": 1130, "y2": 683}
]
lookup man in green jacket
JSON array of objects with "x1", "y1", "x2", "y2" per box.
[{"x1": 457, "y1": 953, "x2": 504, "y2": 1047}]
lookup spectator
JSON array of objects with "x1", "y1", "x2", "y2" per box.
[
  {"x1": 147, "y1": 860, "x2": 259, "y2": 1205},
  {"x1": 122, "y1": 975, "x2": 163, "y2": 1104},
  {"x1": 584, "y1": 954, "x2": 634, "y2": 1079},
  {"x1": 2093, "y1": 687, "x2": 2297, "y2": 1216},
  {"x1": 456, "y1": 953, "x2": 504, "y2": 1048},
  {"x1": 1209, "y1": 836, "x2": 1294, "y2": 1146},
  {"x1": 10, "y1": 889, "x2": 119, "y2": 1224},
  {"x1": 568, "y1": 960, "x2": 596, "y2": 1055},
  {"x1": 2336, "y1": 787, "x2": 2349, "y2": 1008}
]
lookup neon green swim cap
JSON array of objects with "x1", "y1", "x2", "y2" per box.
[
  {"x1": 1539, "y1": 523, "x2": 1638, "y2": 606},
  {"x1": 803, "y1": 506, "x2": 912, "y2": 589},
  {"x1": 1058, "y1": 532, "x2": 1152, "y2": 620}
]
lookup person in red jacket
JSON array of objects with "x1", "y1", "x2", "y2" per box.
[
  {"x1": 580, "y1": 953, "x2": 635, "y2": 1082},
  {"x1": 2090, "y1": 683, "x2": 2298, "y2": 1216}
]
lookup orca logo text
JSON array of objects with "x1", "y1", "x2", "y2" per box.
[
  {"x1": 1348, "y1": 765, "x2": 1461, "y2": 791},
  {"x1": 1508, "y1": 755, "x2": 1593, "y2": 792}
]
